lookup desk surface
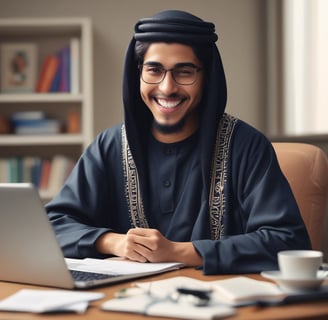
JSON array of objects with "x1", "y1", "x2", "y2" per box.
[{"x1": 0, "y1": 268, "x2": 328, "y2": 320}]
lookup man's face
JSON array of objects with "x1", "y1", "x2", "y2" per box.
[{"x1": 140, "y1": 42, "x2": 204, "y2": 143}]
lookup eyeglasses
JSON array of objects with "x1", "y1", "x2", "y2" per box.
[{"x1": 139, "y1": 64, "x2": 203, "y2": 85}]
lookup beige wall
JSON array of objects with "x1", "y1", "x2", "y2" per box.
[
  {"x1": 1, "y1": 0, "x2": 328, "y2": 261},
  {"x1": 0, "y1": 0, "x2": 267, "y2": 136}
]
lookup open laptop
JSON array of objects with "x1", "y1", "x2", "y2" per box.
[{"x1": 0, "y1": 183, "x2": 183, "y2": 289}]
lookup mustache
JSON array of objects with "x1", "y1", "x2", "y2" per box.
[{"x1": 154, "y1": 93, "x2": 184, "y2": 99}]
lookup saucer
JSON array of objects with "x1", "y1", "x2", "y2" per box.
[{"x1": 261, "y1": 270, "x2": 327, "y2": 292}]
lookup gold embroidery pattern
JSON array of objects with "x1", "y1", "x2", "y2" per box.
[
  {"x1": 121, "y1": 114, "x2": 237, "y2": 236},
  {"x1": 121, "y1": 125, "x2": 149, "y2": 228},
  {"x1": 209, "y1": 113, "x2": 237, "y2": 240}
]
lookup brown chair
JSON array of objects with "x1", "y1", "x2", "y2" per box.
[{"x1": 272, "y1": 142, "x2": 328, "y2": 251}]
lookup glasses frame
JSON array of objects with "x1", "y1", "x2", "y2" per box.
[{"x1": 139, "y1": 64, "x2": 203, "y2": 86}]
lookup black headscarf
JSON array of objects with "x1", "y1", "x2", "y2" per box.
[{"x1": 122, "y1": 10, "x2": 227, "y2": 206}]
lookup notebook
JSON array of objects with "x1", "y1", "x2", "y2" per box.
[{"x1": 0, "y1": 183, "x2": 184, "y2": 289}]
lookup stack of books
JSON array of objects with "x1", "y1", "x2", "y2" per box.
[
  {"x1": 35, "y1": 38, "x2": 80, "y2": 94},
  {"x1": 11, "y1": 111, "x2": 62, "y2": 135}
]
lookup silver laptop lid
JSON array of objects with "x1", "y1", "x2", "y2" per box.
[{"x1": 0, "y1": 183, "x2": 75, "y2": 289}]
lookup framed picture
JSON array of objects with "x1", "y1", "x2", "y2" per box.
[{"x1": 0, "y1": 43, "x2": 37, "y2": 93}]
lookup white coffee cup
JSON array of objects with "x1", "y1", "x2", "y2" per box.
[{"x1": 278, "y1": 250, "x2": 323, "y2": 279}]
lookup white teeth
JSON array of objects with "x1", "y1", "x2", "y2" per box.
[{"x1": 157, "y1": 98, "x2": 181, "y2": 108}]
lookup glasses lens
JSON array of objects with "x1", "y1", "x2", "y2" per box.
[
  {"x1": 172, "y1": 66, "x2": 198, "y2": 85},
  {"x1": 141, "y1": 65, "x2": 165, "y2": 84}
]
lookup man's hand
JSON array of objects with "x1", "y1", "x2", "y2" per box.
[
  {"x1": 123, "y1": 228, "x2": 175, "y2": 262},
  {"x1": 95, "y1": 228, "x2": 203, "y2": 266}
]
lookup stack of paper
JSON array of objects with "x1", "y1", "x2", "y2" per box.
[{"x1": 0, "y1": 289, "x2": 104, "y2": 313}]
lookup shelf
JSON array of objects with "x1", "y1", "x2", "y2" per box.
[
  {"x1": 0, "y1": 134, "x2": 84, "y2": 146},
  {"x1": 0, "y1": 93, "x2": 83, "y2": 103},
  {"x1": 0, "y1": 17, "x2": 93, "y2": 199},
  {"x1": 0, "y1": 17, "x2": 89, "y2": 36}
]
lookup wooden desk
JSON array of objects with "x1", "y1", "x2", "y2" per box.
[{"x1": 0, "y1": 268, "x2": 328, "y2": 320}]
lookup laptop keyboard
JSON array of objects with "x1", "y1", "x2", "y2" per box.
[{"x1": 70, "y1": 269, "x2": 118, "y2": 282}]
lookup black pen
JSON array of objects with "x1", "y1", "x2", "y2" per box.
[{"x1": 176, "y1": 287, "x2": 212, "y2": 300}]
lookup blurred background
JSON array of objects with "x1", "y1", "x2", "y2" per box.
[
  {"x1": 1, "y1": 0, "x2": 327, "y2": 257},
  {"x1": 1, "y1": 0, "x2": 327, "y2": 142}
]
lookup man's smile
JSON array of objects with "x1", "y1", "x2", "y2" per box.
[{"x1": 154, "y1": 97, "x2": 186, "y2": 110}]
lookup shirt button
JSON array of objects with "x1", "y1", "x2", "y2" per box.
[
  {"x1": 163, "y1": 180, "x2": 171, "y2": 187},
  {"x1": 164, "y1": 148, "x2": 173, "y2": 155}
]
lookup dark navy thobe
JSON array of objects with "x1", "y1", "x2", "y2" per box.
[{"x1": 46, "y1": 116, "x2": 311, "y2": 275}]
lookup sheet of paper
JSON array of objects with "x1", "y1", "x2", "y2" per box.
[
  {"x1": 210, "y1": 276, "x2": 284, "y2": 303},
  {"x1": 65, "y1": 257, "x2": 184, "y2": 275},
  {"x1": 0, "y1": 289, "x2": 104, "y2": 313}
]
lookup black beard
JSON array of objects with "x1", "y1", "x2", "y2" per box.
[{"x1": 152, "y1": 116, "x2": 186, "y2": 135}]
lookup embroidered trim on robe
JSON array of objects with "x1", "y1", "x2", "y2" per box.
[
  {"x1": 121, "y1": 125, "x2": 149, "y2": 228},
  {"x1": 209, "y1": 113, "x2": 237, "y2": 240},
  {"x1": 121, "y1": 113, "x2": 237, "y2": 236}
]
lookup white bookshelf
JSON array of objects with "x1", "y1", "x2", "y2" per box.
[{"x1": 0, "y1": 17, "x2": 93, "y2": 199}]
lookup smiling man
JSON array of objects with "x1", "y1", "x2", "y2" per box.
[
  {"x1": 46, "y1": 10, "x2": 311, "y2": 274},
  {"x1": 139, "y1": 43, "x2": 203, "y2": 143}
]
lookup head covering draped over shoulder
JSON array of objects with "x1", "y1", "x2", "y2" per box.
[{"x1": 122, "y1": 10, "x2": 227, "y2": 205}]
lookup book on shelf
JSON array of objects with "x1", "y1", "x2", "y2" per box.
[
  {"x1": 10, "y1": 157, "x2": 23, "y2": 183},
  {"x1": 70, "y1": 38, "x2": 80, "y2": 94},
  {"x1": 22, "y1": 157, "x2": 40, "y2": 184},
  {"x1": 13, "y1": 119, "x2": 62, "y2": 135},
  {"x1": 0, "y1": 115, "x2": 10, "y2": 134},
  {"x1": 11, "y1": 111, "x2": 45, "y2": 122},
  {"x1": 34, "y1": 38, "x2": 80, "y2": 94},
  {"x1": 58, "y1": 45, "x2": 70, "y2": 92},
  {"x1": 0, "y1": 156, "x2": 75, "y2": 196},
  {"x1": 48, "y1": 155, "x2": 75, "y2": 194},
  {"x1": 31, "y1": 158, "x2": 42, "y2": 187},
  {"x1": 49, "y1": 55, "x2": 61, "y2": 92},
  {"x1": 10, "y1": 111, "x2": 62, "y2": 135},
  {"x1": 0, "y1": 158, "x2": 8, "y2": 182},
  {"x1": 67, "y1": 110, "x2": 80, "y2": 133},
  {"x1": 39, "y1": 159, "x2": 52, "y2": 191},
  {"x1": 0, "y1": 157, "x2": 31, "y2": 185},
  {"x1": 35, "y1": 55, "x2": 60, "y2": 93}
]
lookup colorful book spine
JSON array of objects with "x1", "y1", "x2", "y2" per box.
[
  {"x1": 58, "y1": 46, "x2": 71, "y2": 92},
  {"x1": 0, "y1": 156, "x2": 75, "y2": 194},
  {"x1": 0, "y1": 158, "x2": 8, "y2": 182},
  {"x1": 70, "y1": 38, "x2": 80, "y2": 94},
  {"x1": 31, "y1": 158, "x2": 42, "y2": 187},
  {"x1": 35, "y1": 39, "x2": 79, "y2": 94},
  {"x1": 11, "y1": 111, "x2": 45, "y2": 122},
  {"x1": 22, "y1": 157, "x2": 39, "y2": 183},
  {"x1": 50, "y1": 52, "x2": 62, "y2": 92},
  {"x1": 39, "y1": 159, "x2": 52, "y2": 191},
  {"x1": 48, "y1": 155, "x2": 74, "y2": 193},
  {"x1": 35, "y1": 55, "x2": 60, "y2": 93},
  {"x1": 14, "y1": 119, "x2": 62, "y2": 135},
  {"x1": 67, "y1": 110, "x2": 80, "y2": 133}
]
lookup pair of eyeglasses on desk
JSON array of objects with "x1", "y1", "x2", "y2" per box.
[{"x1": 115, "y1": 284, "x2": 212, "y2": 307}]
